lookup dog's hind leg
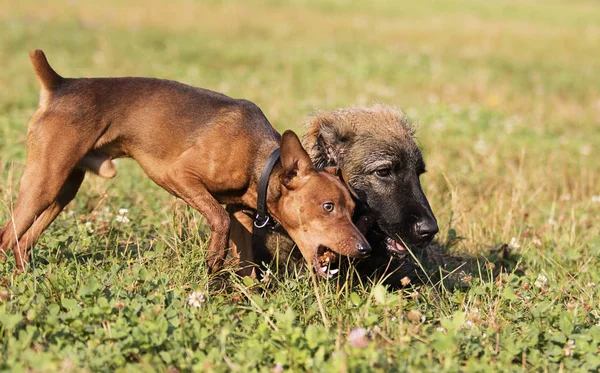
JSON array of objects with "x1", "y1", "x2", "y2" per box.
[
  {"x1": 12, "y1": 169, "x2": 86, "y2": 269},
  {"x1": 0, "y1": 116, "x2": 99, "y2": 270}
]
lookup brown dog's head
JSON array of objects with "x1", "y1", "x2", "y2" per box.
[
  {"x1": 273, "y1": 130, "x2": 371, "y2": 276},
  {"x1": 303, "y1": 105, "x2": 438, "y2": 260}
]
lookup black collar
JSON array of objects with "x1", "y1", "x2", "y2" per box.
[{"x1": 252, "y1": 148, "x2": 281, "y2": 254}]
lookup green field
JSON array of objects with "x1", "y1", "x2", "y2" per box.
[{"x1": 1, "y1": 0, "x2": 599, "y2": 371}]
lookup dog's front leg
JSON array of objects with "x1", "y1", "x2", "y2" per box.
[
  {"x1": 227, "y1": 206, "x2": 259, "y2": 278},
  {"x1": 162, "y1": 170, "x2": 230, "y2": 274}
]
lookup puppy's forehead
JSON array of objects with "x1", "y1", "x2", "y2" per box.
[
  {"x1": 350, "y1": 134, "x2": 421, "y2": 169},
  {"x1": 331, "y1": 105, "x2": 419, "y2": 159},
  {"x1": 303, "y1": 104, "x2": 425, "y2": 173}
]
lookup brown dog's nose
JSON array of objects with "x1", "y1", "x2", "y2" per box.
[{"x1": 357, "y1": 241, "x2": 372, "y2": 256}]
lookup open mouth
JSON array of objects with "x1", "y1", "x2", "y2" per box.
[
  {"x1": 315, "y1": 245, "x2": 341, "y2": 279},
  {"x1": 385, "y1": 237, "x2": 408, "y2": 257}
]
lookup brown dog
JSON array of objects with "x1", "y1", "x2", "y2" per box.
[{"x1": 0, "y1": 50, "x2": 371, "y2": 273}]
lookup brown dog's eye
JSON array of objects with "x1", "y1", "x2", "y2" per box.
[
  {"x1": 322, "y1": 202, "x2": 334, "y2": 212},
  {"x1": 375, "y1": 168, "x2": 391, "y2": 178}
]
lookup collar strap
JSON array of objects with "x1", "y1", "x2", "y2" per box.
[{"x1": 254, "y1": 148, "x2": 281, "y2": 229}]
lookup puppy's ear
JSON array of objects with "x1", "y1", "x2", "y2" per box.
[
  {"x1": 280, "y1": 130, "x2": 314, "y2": 188},
  {"x1": 324, "y1": 167, "x2": 359, "y2": 201},
  {"x1": 303, "y1": 114, "x2": 354, "y2": 169}
]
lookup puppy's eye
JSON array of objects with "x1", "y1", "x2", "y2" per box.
[
  {"x1": 375, "y1": 168, "x2": 391, "y2": 178},
  {"x1": 322, "y1": 202, "x2": 334, "y2": 212}
]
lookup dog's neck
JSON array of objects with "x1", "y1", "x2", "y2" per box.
[{"x1": 262, "y1": 163, "x2": 285, "y2": 220}]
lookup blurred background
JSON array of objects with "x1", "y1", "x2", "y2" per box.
[{"x1": 0, "y1": 0, "x2": 598, "y2": 257}]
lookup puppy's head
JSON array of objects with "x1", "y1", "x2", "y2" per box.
[
  {"x1": 274, "y1": 130, "x2": 371, "y2": 276},
  {"x1": 304, "y1": 104, "x2": 438, "y2": 258}
]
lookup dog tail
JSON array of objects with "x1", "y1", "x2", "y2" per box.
[{"x1": 29, "y1": 50, "x2": 63, "y2": 90}]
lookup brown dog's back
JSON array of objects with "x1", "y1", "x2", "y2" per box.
[{"x1": 27, "y1": 50, "x2": 279, "y2": 187}]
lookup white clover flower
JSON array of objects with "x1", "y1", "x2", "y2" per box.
[
  {"x1": 534, "y1": 275, "x2": 548, "y2": 289},
  {"x1": 96, "y1": 206, "x2": 112, "y2": 222},
  {"x1": 431, "y1": 120, "x2": 446, "y2": 131},
  {"x1": 563, "y1": 339, "x2": 575, "y2": 356},
  {"x1": 118, "y1": 208, "x2": 129, "y2": 215},
  {"x1": 509, "y1": 237, "x2": 521, "y2": 249},
  {"x1": 463, "y1": 320, "x2": 474, "y2": 329},
  {"x1": 348, "y1": 327, "x2": 369, "y2": 348},
  {"x1": 580, "y1": 145, "x2": 591, "y2": 156},
  {"x1": 532, "y1": 237, "x2": 542, "y2": 247},
  {"x1": 84, "y1": 221, "x2": 94, "y2": 233},
  {"x1": 187, "y1": 291, "x2": 206, "y2": 308},
  {"x1": 272, "y1": 363, "x2": 284, "y2": 373},
  {"x1": 450, "y1": 104, "x2": 461, "y2": 113},
  {"x1": 427, "y1": 94, "x2": 439, "y2": 104},
  {"x1": 474, "y1": 138, "x2": 489, "y2": 155},
  {"x1": 115, "y1": 215, "x2": 130, "y2": 224},
  {"x1": 504, "y1": 118, "x2": 516, "y2": 134},
  {"x1": 261, "y1": 269, "x2": 272, "y2": 284}
]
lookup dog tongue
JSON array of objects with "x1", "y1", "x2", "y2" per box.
[{"x1": 392, "y1": 239, "x2": 406, "y2": 251}]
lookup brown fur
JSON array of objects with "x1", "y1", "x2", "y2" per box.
[{"x1": 0, "y1": 50, "x2": 371, "y2": 273}]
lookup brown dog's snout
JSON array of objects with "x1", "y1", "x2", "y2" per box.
[
  {"x1": 321, "y1": 228, "x2": 371, "y2": 259},
  {"x1": 356, "y1": 240, "x2": 371, "y2": 256},
  {"x1": 341, "y1": 231, "x2": 371, "y2": 258}
]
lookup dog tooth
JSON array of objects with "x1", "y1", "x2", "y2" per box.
[{"x1": 320, "y1": 266, "x2": 328, "y2": 273}]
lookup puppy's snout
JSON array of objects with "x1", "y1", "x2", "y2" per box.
[{"x1": 414, "y1": 218, "x2": 439, "y2": 243}]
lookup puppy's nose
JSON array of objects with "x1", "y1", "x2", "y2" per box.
[
  {"x1": 357, "y1": 241, "x2": 372, "y2": 256},
  {"x1": 415, "y1": 219, "x2": 439, "y2": 242}
]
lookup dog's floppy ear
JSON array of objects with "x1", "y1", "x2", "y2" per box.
[
  {"x1": 324, "y1": 167, "x2": 359, "y2": 200},
  {"x1": 303, "y1": 114, "x2": 354, "y2": 169},
  {"x1": 280, "y1": 130, "x2": 314, "y2": 188}
]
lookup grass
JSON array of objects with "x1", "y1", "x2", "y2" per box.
[{"x1": 1, "y1": 0, "x2": 599, "y2": 371}]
